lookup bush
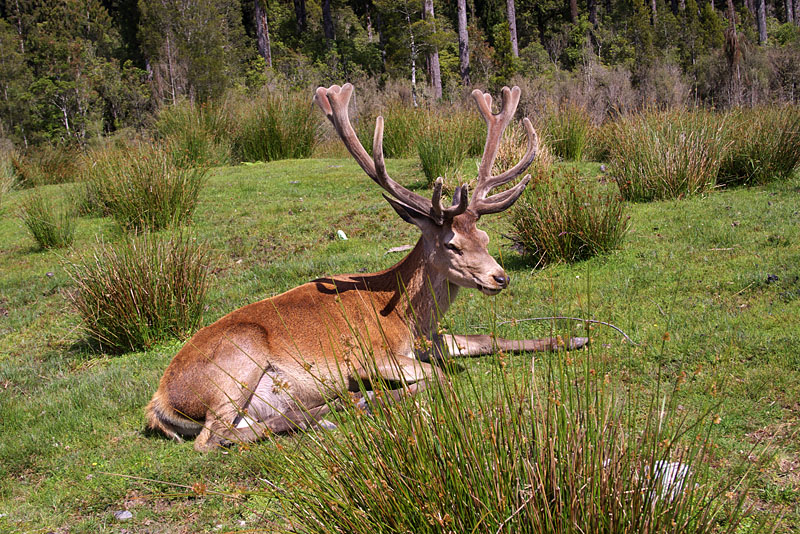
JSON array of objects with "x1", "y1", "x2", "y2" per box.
[
  {"x1": 510, "y1": 170, "x2": 629, "y2": 265},
  {"x1": 157, "y1": 100, "x2": 233, "y2": 167},
  {"x1": 11, "y1": 144, "x2": 81, "y2": 187},
  {"x1": 65, "y1": 231, "x2": 212, "y2": 353},
  {"x1": 233, "y1": 92, "x2": 319, "y2": 162},
  {"x1": 718, "y1": 106, "x2": 800, "y2": 187},
  {"x1": 80, "y1": 142, "x2": 207, "y2": 233},
  {"x1": 254, "y1": 347, "x2": 758, "y2": 533},
  {"x1": 19, "y1": 189, "x2": 75, "y2": 250},
  {"x1": 607, "y1": 110, "x2": 727, "y2": 201},
  {"x1": 545, "y1": 105, "x2": 592, "y2": 161}
]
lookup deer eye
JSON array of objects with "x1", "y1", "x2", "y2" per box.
[{"x1": 444, "y1": 242, "x2": 462, "y2": 254}]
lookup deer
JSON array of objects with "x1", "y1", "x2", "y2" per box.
[{"x1": 146, "y1": 83, "x2": 588, "y2": 451}]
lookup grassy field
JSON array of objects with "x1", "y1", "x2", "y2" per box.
[{"x1": 0, "y1": 157, "x2": 798, "y2": 532}]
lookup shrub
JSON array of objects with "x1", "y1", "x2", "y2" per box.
[
  {"x1": 233, "y1": 92, "x2": 319, "y2": 162},
  {"x1": 19, "y1": 189, "x2": 75, "y2": 249},
  {"x1": 254, "y1": 347, "x2": 758, "y2": 533},
  {"x1": 80, "y1": 142, "x2": 207, "y2": 233},
  {"x1": 157, "y1": 100, "x2": 233, "y2": 167},
  {"x1": 510, "y1": 170, "x2": 629, "y2": 265},
  {"x1": 11, "y1": 144, "x2": 81, "y2": 187},
  {"x1": 607, "y1": 110, "x2": 727, "y2": 201},
  {"x1": 545, "y1": 104, "x2": 592, "y2": 161},
  {"x1": 65, "y1": 231, "x2": 212, "y2": 353},
  {"x1": 718, "y1": 106, "x2": 800, "y2": 187}
]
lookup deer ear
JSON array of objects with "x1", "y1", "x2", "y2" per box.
[{"x1": 383, "y1": 194, "x2": 437, "y2": 228}]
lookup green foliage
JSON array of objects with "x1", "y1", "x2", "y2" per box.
[
  {"x1": 356, "y1": 103, "x2": 427, "y2": 158},
  {"x1": 417, "y1": 111, "x2": 484, "y2": 187},
  {"x1": 255, "y1": 349, "x2": 755, "y2": 533},
  {"x1": 718, "y1": 106, "x2": 800, "y2": 187},
  {"x1": 232, "y1": 92, "x2": 320, "y2": 162},
  {"x1": 608, "y1": 110, "x2": 727, "y2": 201},
  {"x1": 156, "y1": 100, "x2": 233, "y2": 167},
  {"x1": 491, "y1": 21, "x2": 517, "y2": 88},
  {"x1": 510, "y1": 170, "x2": 629, "y2": 265},
  {"x1": 19, "y1": 189, "x2": 75, "y2": 250},
  {"x1": 65, "y1": 231, "x2": 211, "y2": 353},
  {"x1": 80, "y1": 143, "x2": 207, "y2": 233},
  {"x1": 10, "y1": 145, "x2": 81, "y2": 187},
  {"x1": 545, "y1": 105, "x2": 592, "y2": 161}
]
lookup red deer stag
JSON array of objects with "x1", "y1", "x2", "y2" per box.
[{"x1": 147, "y1": 84, "x2": 587, "y2": 451}]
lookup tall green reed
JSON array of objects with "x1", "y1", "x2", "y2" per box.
[
  {"x1": 718, "y1": 106, "x2": 800, "y2": 187},
  {"x1": 19, "y1": 189, "x2": 75, "y2": 249},
  {"x1": 65, "y1": 231, "x2": 212, "y2": 353},
  {"x1": 545, "y1": 104, "x2": 593, "y2": 162},
  {"x1": 608, "y1": 110, "x2": 727, "y2": 201},
  {"x1": 510, "y1": 170, "x2": 629, "y2": 265},
  {"x1": 157, "y1": 100, "x2": 233, "y2": 167},
  {"x1": 80, "y1": 142, "x2": 207, "y2": 233}
]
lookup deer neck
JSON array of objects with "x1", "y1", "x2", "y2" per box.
[{"x1": 390, "y1": 238, "x2": 459, "y2": 339}]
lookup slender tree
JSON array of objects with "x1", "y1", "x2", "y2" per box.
[
  {"x1": 507, "y1": 0, "x2": 519, "y2": 57},
  {"x1": 569, "y1": 0, "x2": 579, "y2": 23},
  {"x1": 254, "y1": 0, "x2": 272, "y2": 69},
  {"x1": 322, "y1": 0, "x2": 335, "y2": 44},
  {"x1": 588, "y1": 0, "x2": 598, "y2": 26},
  {"x1": 422, "y1": 0, "x2": 442, "y2": 98},
  {"x1": 784, "y1": 0, "x2": 793, "y2": 23},
  {"x1": 457, "y1": 0, "x2": 470, "y2": 86},
  {"x1": 756, "y1": 0, "x2": 767, "y2": 43},
  {"x1": 293, "y1": 0, "x2": 307, "y2": 34}
]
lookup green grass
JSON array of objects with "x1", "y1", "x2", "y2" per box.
[{"x1": 0, "y1": 158, "x2": 798, "y2": 531}]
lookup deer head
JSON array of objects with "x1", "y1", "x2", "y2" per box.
[{"x1": 314, "y1": 84, "x2": 538, "y2": 296}]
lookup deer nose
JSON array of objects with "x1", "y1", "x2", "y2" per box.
[{"x1": 493, "y1": 274, "x2": 510, "y2": 288}]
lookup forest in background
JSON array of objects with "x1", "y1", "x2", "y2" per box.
[{"x1": 1, "y1": 0, "x2": 799, "y2": 149}]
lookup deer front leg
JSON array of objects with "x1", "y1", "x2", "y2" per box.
[{"x1": 440, "y1": 333, "x2": 589, "y2": 357}]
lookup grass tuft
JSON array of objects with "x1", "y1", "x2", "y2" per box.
[
  {"x1": 545, "y1": 104, "x2": 592, "y2": 161},
  {"x1": 254, "y1": 348, "x2": 758, "y2": 534},
  {"x1": 607, "y1": 110, "x2": 727, "y2": 201},
  {"x1": 65, "y1": 231, "x2": 212, "y2": 353},
  {"x1": 11, "y1": 144, "x2": 81, "y2": 187},
  {"x1": 19, "y1": 189, "x2": 75, "y2": 249},
  {"x1": 233, "y1": 91, "x2": 320, "y2": 163},
  {"x1": 718, "y1": 106, "x2": 800, "y2": 187},
  {"x1": 156, "y1": 100, "x2": 233, "y2": 167},
  {"x1": 510, "y1": 169, "x2": 629, "y2": 265},
  {"x1": 80, "y1": 142, "x2": 207, "y2": 233}
]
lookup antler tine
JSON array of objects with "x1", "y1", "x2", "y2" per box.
[
  {"x1": 315, "y1": 83, "x2": 468, "y2": 224},
  {"x1": 468, "y1": 87, "x2": 539, "y2": 216}
]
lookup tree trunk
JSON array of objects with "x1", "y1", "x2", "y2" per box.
[
  {"x1": 756, "y1": 0, "x2": 767, "y2": 44},
  {"x1": 405, "y1": 9, "x2": 418, "y2": 107},
  {"x1": 457, "y1": 0, "x2": 470, "y2": 86},
  {"x1": 322, "y1": 0, "x2": 335, "y2": 44},
  {"x1": 651, "y1": 0, "x2": 658, "y2": 24},
  {"x1": 507, "y1": 0, "x2": 519, "y2": 56},
  {"x1": 423, "y1": 0, "x2": 442, "y2": 99},
  {"x1": 785, "y1": 0, "x2": 793, "y2": 23},
  {"x1": 293, "y1": 0, "x2": 306, "y2": 34},
  {"x1": 670, "y1": 0, "x2": 679, "y2": 14},
  {"x1": 569, "y1": 0, "x2": 579, "y2": 23},
  {"x1": 254, "y1": 0, "x2": 272, "y2": 69},
  {"x1": 588, "y1": 0, "x2": 598, "y2": 26}
]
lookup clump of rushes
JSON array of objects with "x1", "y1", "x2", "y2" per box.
[
  {"x1": 233, "y1": 92, "x2": 319, "y2": 162},
  {"x1": 417, "y1": 114, "x2": 470, "y2": 187},
  {"x1": 492, "y1": 121, "x2": 553, "y2": 178},
  {"x1": 157, "y1": 100, "x2": 233, "y2": 167},
  {"x1": 11, "y1": 144, "x2": 81, "y2": 187},
  {"x1": 65, "y1": 231, "x2": 211, "y2": 353},
  {"x1": 545, "y1": 104, "x2": 592, "y2": 161},
  {"x1": 718, "y1": 106, "x2": 800, "y2": 187},
  {"x1": 0, "y1": 150, "x2": 16, "y2": 206},
  {"x1": 356, "y1": 102, "x2": 427, "y2": 158},
  {"x1": 510, "y1": 170, "x2": 629, "y2": 265},
  {"x1": 19, "y1": 189, "x2": 75, "y2": 249},
  {"x1": 608, "y1": 110, "x2": 727, "y2": 201},
  {"x1": 253, "y1": 345, "x2": 759, "y2": 534},
  {"x1": 80, "y1": 142, "x2": 207, "y2": 233}
]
